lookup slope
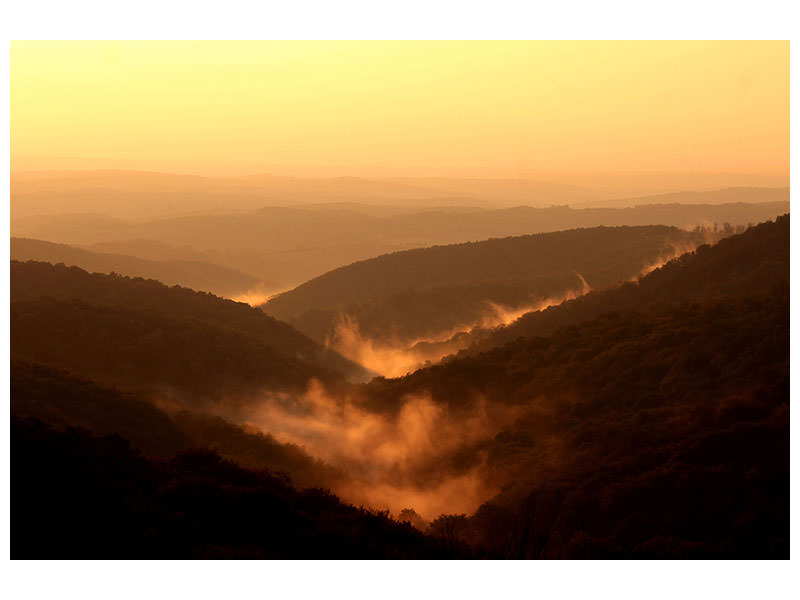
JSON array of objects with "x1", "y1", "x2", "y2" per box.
[
  {"x1": 460, "y1": 214, "x2": 789, "y2": 356},
  {"x1": 12, "y1": 417, "x2": 461, "y2": 558},
  {"x1": 339, "y1": 218, "x2": 789, "y2": 557},
  {"x1": 10, "y1": 360, "x2": 341, "y2": 489},
  {"x1": 264, "y1": 224, "x2": 710, "y2": 347},
  {"x1": 10, "y1": 260, "x2": 364, "y2": 379},
  {"x1": 11, "y1": 237, "x2": 263, "y2": 298}
]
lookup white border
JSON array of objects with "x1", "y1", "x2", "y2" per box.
[{"x1": 2, "y1": 3, "x2": 796, "y2": 599}]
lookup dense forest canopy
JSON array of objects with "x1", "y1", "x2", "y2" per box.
[
  {"x1": 10, "y1": 260, "x2": 364, "y2": 379},
  {"x1": 11, "y1": 297, "x2": 335, "y2": 400},
  {"x1": 264, "y1": 225, "x2": 713, "y2": 346},
  {"x1": 267, "y1": 225, "x2": 713, "y2": 314},
  {"x1": 456, "y1": 214, "x2": 789, "y2": 356}
]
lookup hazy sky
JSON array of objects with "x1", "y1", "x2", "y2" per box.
[{"x1": 10, "y1": 40, "x2": 789, "y2": 177}]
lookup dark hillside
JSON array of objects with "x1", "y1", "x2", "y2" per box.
[
  {"x1": 346, "y1": 218, "x2": 789, "y2": 558},
  {"x1": 267, "y1": 225, "x2": 706, "y2": 314},
  {"x1": 266, "y1": 225, "x2": 710, "y2": 345},
  {"x1": 461, "y1": 215, "x2": 789, "y2": 356},
  {"x1": 11, "y1": 418, "x2": 461, "y2": 559},
  {"x1": 10, "y1": 361, "x2": 342, "y2": 490},
  {"x1": 360, "y1": 290, "x2": 788, "y2": 558},
  {"x1": 10, "y1": 260, "x2": 363, "y2": 378},
  {"x1": 10, "y1": 298, "x2": 334, "y2": 401}
]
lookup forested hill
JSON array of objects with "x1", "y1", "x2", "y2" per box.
[
  {"x1": 266, "y1": 225, "x2": 707, "y2": 316},
  {"x1": 381, "y1": 291, "x2": 787, "y2": 557},
  {"x1": 10, "y1": 297, "x2": 338, "y2": 400},
  {"x1": 348, "y1": 219, "x2": 789, "y2": 557},
  {"x1": 10, "y1": 360, "x2": 342, "y2": 490},
  {"x1": 263, "y1": 225, "x2": 713, "y2": 346},
  {"x1": 459, "y1": 214, "x2": 789, "y2": 356},
  {"x1": 11, "y1": 237, "x2": 261, "y2": 298},
  {"x1": 10, "y1": 360, "x2": 462, "y2": 558},
  {"x1": 10, "y1": 260, "x2": 364, "y2": 379}
]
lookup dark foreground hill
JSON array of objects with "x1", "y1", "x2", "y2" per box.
[
  {"x1": 10, "y1": 260, "x2": 365, "y2": 382},
  {"x1": 265, "y1": 225, "x2": 711, "y2": 345},
  {"x1": 9, "y1": 360, "x2": 457, "y2": 559},
  {"x1": 11, "y1": 237, "x2": 263, "y2": 298},
  {"x1": 10, "y1": 360, "x2": 342, "y2": 490},
  {"x1": 11, "y1": 417, "x2": 461, "y2": 559}
]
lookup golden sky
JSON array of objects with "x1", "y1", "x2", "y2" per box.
[{"x1": 10, "y1": 40, "x2": 789, "y2": 177}]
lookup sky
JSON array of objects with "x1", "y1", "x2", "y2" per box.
[{"x1": 10, "y1": 40, "x2": 790, "y2": 177}]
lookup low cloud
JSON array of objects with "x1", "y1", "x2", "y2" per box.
[{"x1": 234, "y1": 379, "x2": 521, "y2": 519}]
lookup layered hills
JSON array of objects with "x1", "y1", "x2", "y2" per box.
[
  {"x1": 11, "y1": 237, "x2": 264, "y2": 298},
  {"x1": 9, "y1": 215, "x2": 789, "y2": 558}
]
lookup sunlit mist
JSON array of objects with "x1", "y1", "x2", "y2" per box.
[
  {"x1": 326, "y1": 275, "x2": 593, "y2": 378},
  {"x1": 229, "y1": 285, "x2": 286, "y2": 307},
  {"x1": 237, "y1": 380, "x2": 521, "y2": 519}
]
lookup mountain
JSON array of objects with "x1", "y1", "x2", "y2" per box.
[
  {"x1": 11, "y1": 237, "x2": 266, "y2": 298},
  {"x1": 10, "y1": 169, "x2": 590, "y2": 219},
  {"x1": 458, "y1": 215, "x2": 789, "y2": 356},
  {"x1": 435, "y1": 293, "x2": 787, "y2": 558},
  {"x1": 80, "y1": 238, "x2": 222, "y2": 262},
  {"x1": 11, "y1": 297, "x2": 339, "y2": 403},
  {"x1": 11, "y1": 170, "x2": 789, "y2": 221},
  {"x1": 385, "y1": 173, "x2": 789, "y2": 201},
  {"x1": 263, "y1": 225, "x2": 712, "y2": 353},
  {"x1": 11, "y1": 195, "x2": 788, "y2": 289},
  {"x1": 571, "y1": 186, "x2": 789, "y2": 208},
  {"x1": 344, "y1": 218, "x2": 789, "y2": 557},
  {"x1": 10, "y1": 261, "x2": 367, "y2": 383}
]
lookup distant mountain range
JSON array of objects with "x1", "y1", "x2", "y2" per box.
[
  {"x1": 11, "y1": 169, "x2": 789, "y2": 219},
  {"x1": 10, "y1": 190, "x2": 788, "y2": 289}
]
